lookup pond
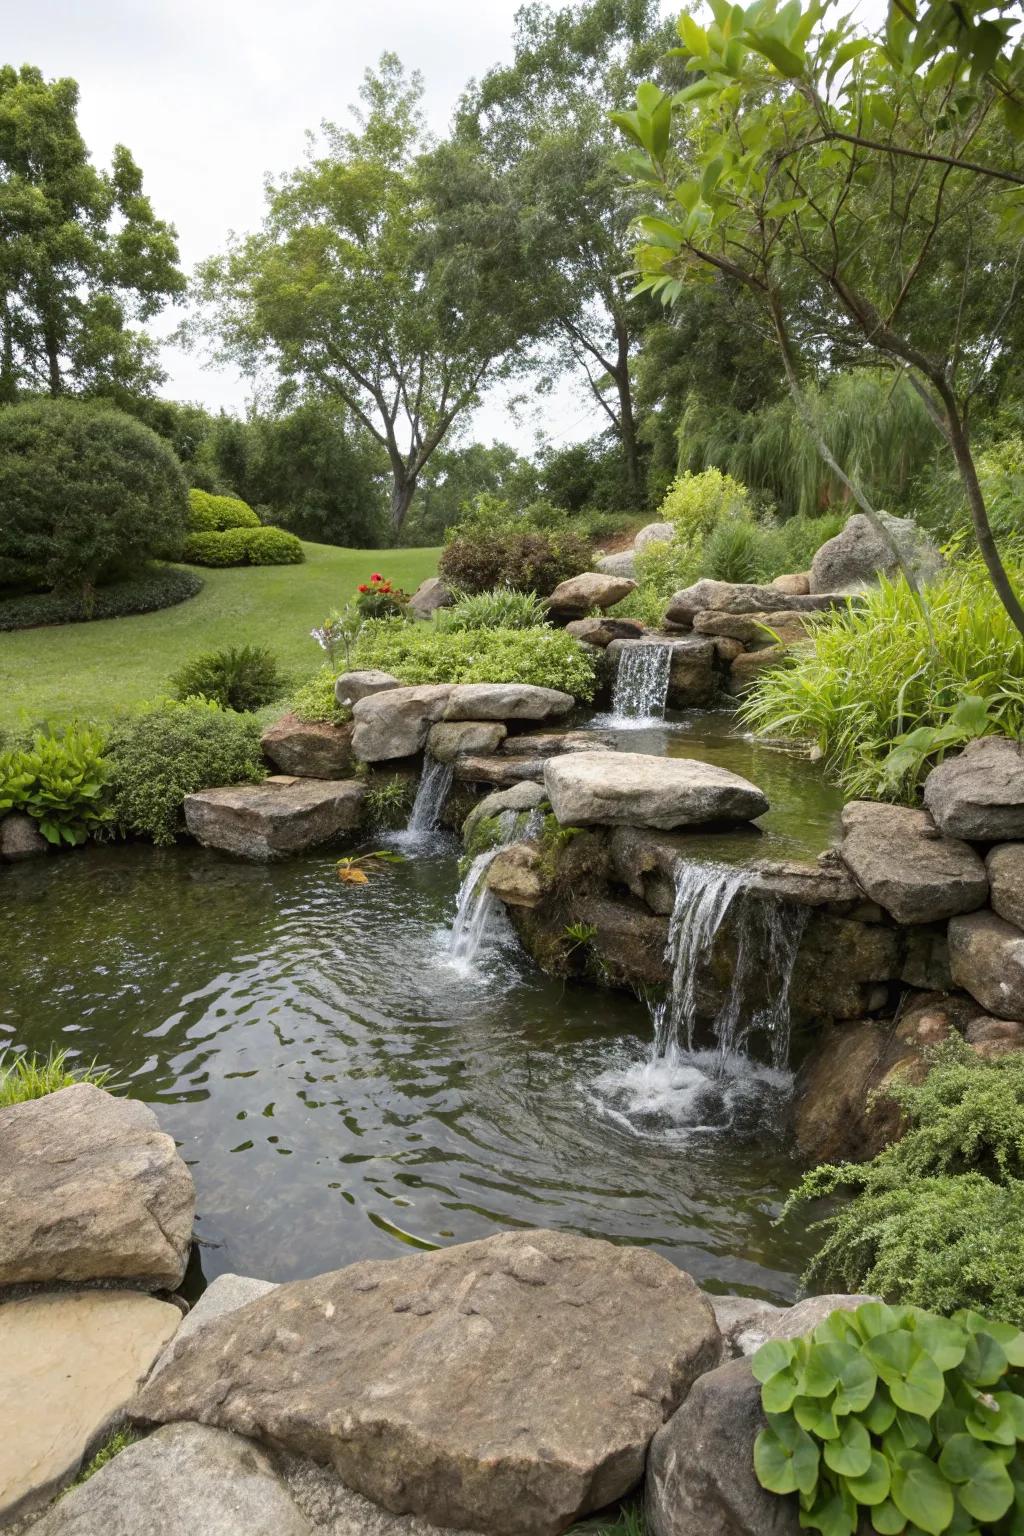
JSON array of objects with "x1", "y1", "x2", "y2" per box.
[{"x1": 1, "y1": 830, "x2": 818, "y2": 1301}]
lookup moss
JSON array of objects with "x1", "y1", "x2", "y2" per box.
[{"x1": 72, "y1": 1426, "x2": 139, "y2": 1487}]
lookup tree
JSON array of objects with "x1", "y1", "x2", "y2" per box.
[
  {"x1": 0, "y1": 65, "x2": 184, "y2": 402},
  {"x1": 192, "y1": 57, "x2": 530, "y2": 534},
  {"x1": 615, "y1": 0, "x2": 1024, "y2": 630},
  {"x1": 409, "y1": 441, "x2": 540, "y2": 543}
]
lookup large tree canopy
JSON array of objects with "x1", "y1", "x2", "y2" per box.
[{"x1": 0, "y1": 64, "x2": 184, "y2": 402}]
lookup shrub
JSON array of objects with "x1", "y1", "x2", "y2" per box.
[
  {"x1": 659, "y1": 467, "x2": 754, "y2": 544},
  {"x1": 186, "y1": 488, "x2": 260, "y2": 532},
  {"x1": 439, "y1": 530, "x2": 592, "y2": 596},
  {"x1": 0, "y1": 724, "x2": 113, "y2": 845},
  {"x1": 180, "y1": 526, "x2": 304, "y2": 567},
  {"x1": 354, "y1": 572, "x2": 409, "y2": 617},
  {"x1": 245, "y1": 526, "x2": 304, "y2": 565},
  {"x1": 752, "y1": 1299, "x2": 1024, "y2": 1534},
  {"x1": 170, "y1": 645, "x2": 288, "y2": 712},
  {"x1": 0, "y1": 399, "x2": 188, "y2": 598},
  {"x1": 435, "y1": 586, "x2": 550, "y2": 632},
  {"x1": 352, "y1": 621, "x2": 597, "y2": 699},
  {"x1": 106, "y1": 699, "x2": 265, "y2": 845},
  {"x1": 181, "y1": 530, "x2": 249, "y2": 567},
  {"x1": 290, "y1": 669, "x2": 353, "y2": 725},
  {"x1": 741, "y1": 561, "x2": 1024, "y2": 801},
  {"x1": 0, "y1": 565, "x2": 203, "y2": 631},
  {"x1": 0, "y1": 1047, "x2": 114, "y2": 1106},
  {"x1": 702, "y1": 519, "x2": 773, "y2": 583}
]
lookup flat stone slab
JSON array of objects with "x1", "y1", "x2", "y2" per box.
[
  {"x1": 442, "y1": 683, "x2": 575, "y2": 722},
  {"x1": 924, "y1": 737, "x2": 1024, "y2": 840},
  {"x1": 949, "y1": 909, "x2": 1024, "y2": 1019},
  {"x1": 335, "y1": 670, "x2": 402, "y2": 705},
  {"x1": 452, "y1": 754, "x2": 546, "y2": 788},
  {"x1": 692, "y1": 609, "x2": 815, "y2": 647},
  {"x1": 152, "y1": 1273, "x2": 278, "y2": 1378},
  {"x1": 134, "y1": 1229, "x2": 721, "y2": 1536},
  {"x1": 184, "y1": 778, "x2": 364, "y2": 858},
  {"x1": 838, "y1": 800, "x2": 989, "y2": 924},
  {"x1": 565, "y1": 617, "x2": 646, "y2": 647},
  {"x1": 261, "y1": 715, "x2": 355, "y2": 778},
  {"x1": 0, "y1": 1083, "x2": 194, "y2": 1290},
  {"x1": 544, "y1": 751, "x2": 769, "y2": 831},
  {"x1": 0, "y1": 1290, "x2": 181, "y2": 1523},
  {"x1": 352, "y1": 685, "x2": 455, "y2": 761},
  {"x1": 665, "y1": 579, "x2": 851, "y2": 628},
  {"x1": 501, "y1": 730, "x2": 614, "y2": 757}
]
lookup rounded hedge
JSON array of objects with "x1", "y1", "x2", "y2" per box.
[
  {"x1": 0, "y1": 565, "x2": 203, "y2": 631},
  {"x1": 187, "y1": 489, "x2": 261, "y2": 532},
  {"x1": 0, "y1": 400, "x2": 189, "y2": 596},
  {"x1": 181, "y1": 526, "x2": 304, "y2": 567}
]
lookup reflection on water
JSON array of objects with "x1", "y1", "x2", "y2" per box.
[{"x1": 1, "y1": 842, "x2": 814, "y2": 1300}]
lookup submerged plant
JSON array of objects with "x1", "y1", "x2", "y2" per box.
[{"x1": 335, "y1": 850, "x2": 406, "y2": 885}]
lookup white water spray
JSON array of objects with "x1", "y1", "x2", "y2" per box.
[
  {"x1": 447, "y1": 810, "x2": 520, "y2": 967},
  {"x1": 612, "y1": 641, "x2": 672, "y2": 722},
  {"x1": 405, "y1": 755, "x2": 454, "y2": 838}
]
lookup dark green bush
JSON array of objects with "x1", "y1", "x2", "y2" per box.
[
  {"x1": 107, "y1": 699, "x2": 265, "y2": 845},
  {"x1": 170, "y1": 645, "x2": 288, "y2": 712},
  {"x1": 439, "y1": 530, "x2": 591, "y2": 596},
  {"x1": 180, "y1": 526, "x2": 304, "y2": 568},
  {"x1": 0, "y1": 400, "x2": 188, "y2": 598},
  {"x1": 186, "y1": 489, "x2": 260, "y2": 532},
  {"x1": 0, "y1": 566, "x2": 202, "y2": 631}
]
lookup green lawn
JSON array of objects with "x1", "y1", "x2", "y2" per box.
[{"x1": 0, "y1": 542, "x2": 439, "y2": 733}]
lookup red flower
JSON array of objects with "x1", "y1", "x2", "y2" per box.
[
  {"x1": 371, "y1": 572, "x2": 382, "y2": 582},
  {"x1": 358, "y1": 584, "x2": 368, "y2": 593}
]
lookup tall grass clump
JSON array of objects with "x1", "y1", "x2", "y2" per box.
[
  {"x1": 741, "y1": 560, "x2": 1024, "y2": 801},
  {"x1": 0, "y1": 1047, "x2": 114, "y2": 1106}
]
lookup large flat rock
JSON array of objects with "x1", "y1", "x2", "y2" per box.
[
  {"x1": 260, "y1": 715, "x2": 355, "y2": 778},
  {"x1": 0, "y1": 1083, "x2": 194, "y2": 1290},
  {"x1": 133, "y1": 1229, "x2": 721, "y2": 1536},
  {"x1": 426, "y1": 721, "x2": 507, "y2": 762},
  {"x1": 442, "y1": 683, "x2": 575, "y2": 722},
  {"x1": 452, "y1": 754, "x2": 546, "y2": 788},
  {"x1": 838, "y1": 800, "x2": 988, "y2": 923},
  {"x1": 544, "y1": 751, "x2": 768, "y2": 831},
  {"x1": 924, "y1": 737, "x2": 1024, "y2": 840},
  {"x1": 949, "y1": 909, "x2": 1024, "y2": 1019},
  {"x1": 184, "y1": 777, "x2": 364, "y2": 858},
  {"x1": 665, "y1": 579, "x2": 849, "y2": 628},
  {"x1": 0, "y1": 1290, "x2": 181, "y2": 1524}
]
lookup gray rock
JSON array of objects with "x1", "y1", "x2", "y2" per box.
[
  {"x1": 0, "y1": 1084, "x2": 194, "y2": 1290},
  {"x1": 949, "y1": 909, "x2": 1024, "y2": 1019},
  {"x1": 605, "y1": 636, "x2": 718, "y2": 710},
  {"x1": 133, "y1": 1230, "x2": 721, "y2": 1536},
  {"x1": 924, "y1": 738, "x2": 1024, "y2": 840},
  {"x1": 544, "y1": 751, "x2": 768, "y2": 832},
  {"x1": 645, "y1": 1358, "x2": 800, "y2": 1536},
  {"x1": 352, "y1": 685, "x2": 454, "y2": 762},
  {"x1": 462, "y1": 782, "x2": 547, "y2": 843},
  {"x1": 0, "y1": 813, "x2": 48, "y2": 861},
  {"x1": 408, "y1": 577, "x2": 454, "y2": 620},
  {"x1": 152, "y1": 1273, "x2": 278, "y2": 1377},
  {"x1": 452, "y1": 755, "x2": 546, "y2": 788},
  {"x1": 595, "y1": 551, "x2": 636, "y2": 578},
  {"x1": 261, "y1": 714, "x2": 355, "y2": 778},
  {"x1": 485, "y1": 843, "x2": 549, "y2": 908},
  {"x1": 900, "y1": 927, "x2": 953, "y2": 990},
  {"x1": 565, "y1": 616, "x2": 647, "y2": 648},
  {"x1": 546, "y1": 570, "x2": 637, "y2": 617},
  {"x1": 26, "y1": 1423, "x2": 312, "y2": 1536},
  {"x1": 560, "y1": 893, "x2": 670, "y2": 989},
  {"x1": 334, "y1": 670, "x2": 402, "y2": 707},
  {"x1": 501, "y1": 730, "x2": 615, "y2": 757},
  {"x1": 790, "y1": 914, "x2": 902, "y2": 1023},
  {"x1": 279, "y1": 1451, "x2": 481, "y2": 1534},
  {"x1": 184, "y1": 778, "x2": 364, "y2": 859},
  {"x1": 443, "y1": 683, "x2": 575, "y2": 723},
  {"x1": 665, "y1": 579, "x2": 850, "y2": 628},
  {"x1": 765, "y1": 1294, "x2": 879, "y2": 1341},
  {"x1": 987, "y1": 842, "x2": 1024, "y2": 930},
  {"x1": 838, "y1": 800, "x2": 989, "y2": 924},
  {"x1": 728, "y1": 646, "x2": 790, "y2": 692},
  {"x1": 692, "y1": 610, "x2": 815, "y2": 648},
  {"x1": 426, "y1": 722, "x2": 507, "y2": 763},
  {"x1": 809, "y1": 510, "x2": 942, "y2": 595},
  {"x1": 633, "y1": 521, "x2": 675, "y2": 552},
  {"x1": 708, "y1": 1295, "x2": 786, "y2": 1358},
  {"x1": 770, "y1": 572, "x2": 810, "y2": 595}
]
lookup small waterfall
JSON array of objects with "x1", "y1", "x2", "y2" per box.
[
  {"x1": 405, "y1": 755, "x2": 454, "y2": 837},
  {"x1": 447, "y1": 811, "x2": 518, "y2": 968},
  {"x1": 612, "y1": 641, "x2": 672, "y2": 722}
]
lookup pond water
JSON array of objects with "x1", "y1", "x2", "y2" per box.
[{"x1": 1, "y1": 831, "x2": 817, "y2": 1301}]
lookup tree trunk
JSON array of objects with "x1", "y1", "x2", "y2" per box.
[
  {"x1": 0, "y1": 298, "x2": 15, "y2": 404},
  {"x1": 390, "y1": 472, "x2": 416, "y2": 536},
  {"x1": 940, "y1": 393, "x2": 1024, "y2": 638},
  {"x1": 44, "y1": 323, "x2": 61, "y2": 396},
  {"x1": 614, "y1": 320, "x2": 642, "y2": 508}
]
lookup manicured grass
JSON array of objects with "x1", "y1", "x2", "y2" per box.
[{"x1": 0, "y1": 542, "x2": 439, "y2": 733}]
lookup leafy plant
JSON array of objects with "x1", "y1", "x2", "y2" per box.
[
  {"x1": 186, "y1": 489, "x2": 260, "y2": 532},
  {"x1": 0, "y1": 566, "x2": 203, "y2": 632},
  {"x1": 310, "y1": 605, "x2": 365, "y2": 673},
  {"x1": 352, "y1": 620, "x2": 597, "y2": 699},
  {"x1": 752, "y1": 1299, "x2": 1024, "y2": 1535},
  {"x1": 180, "y1": 526, "x2": 304, "y2": 567},
  {"x1": 71, "y1": 1428, "x2": 139, "y2": 1488},
  {"x1": 0, "y1": 724, "x2": 114, "y2": 845},
  {"x1": 289, "y1": 668, "x2": 353, "y2": 726},
  {"x1": 0, "y1": 1047, "x2": 114, "y2": 1107},
  {"x1": 439, "y1": 529, "x2": 592, "y2": 596},
  {"x1": 336, "y1": 850, "x2": 405, "y2": 884},
  {"x1": 568, "y1": 1500, "x2": 646, "y2": 1535},
  {"x1": 363, "y1": 776, "x2": 415, "y2": 831},
  {"x1": 169, "y1": 645, "x2": 288, "y2": 712},
  {"x1": 879, "y1": 696, "x2": 1002, "y2": 798},
  {"x1": 355, "y1": 572, "x2": 409, "y2": 618},
  {"x1": 435, "y1": 586, "x2": 550, "y2": 632}
]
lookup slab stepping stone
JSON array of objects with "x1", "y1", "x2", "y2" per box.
[
  {"x1": 838, "y1": 801, "x2": 988, "y2": 923},
  {"x1": 544, "y1": 751, "x2": 768, "y2": 831},
  {"x1": 260, "y1": 714, "x2": 355, "y2": 778},
  {"x1": 0, "y1": 1290, "x2": 181, "y2": 1524},
  {"x1": 184, "y1": 777, "x2": 364, "y2": 858},
  {"x1": 924, "y1": 737, "x2": 1024, "y2": 840},
  {"x1": 0, "y1": 1083, "x2": 194, "y2": 1290},
  {"x1": 133, "y1": 1229, "x2": 721, "y2": 1536},
  {"x1": 949, "y1": 909, "x2": 1024, "y2": 1019},
  {"x1": 546, "y1": 570, "x2": 637, "y2": 616},
  {"x1": 452, "y1": 754, "x2": 546, "y2": 788}
]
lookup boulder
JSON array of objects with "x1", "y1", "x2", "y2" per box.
[
  {"x1": 708, "y1": 1295, "x2": 786, "y2": 1358},
  {"x1": 408, "y1": 576, "x2": 454, "y2": 620},
  {"x1": 605, "y1": 636, "x2": 718, "y2": 709},
  {"x1": 352, "y1": 684, "x2": 454, "y2": 762},
  {"x1": 279, "y1": 1451, "x2": 482, "y2": 1535},
  {"x1": 334, "y1": 670, "x2": 402, "y2": 707},
  {"x1": 0, "y1": 812, "x2": 48, "y2": 860},
  {"x1": 25, "y1": 1423, "x2": 313, "y2": 1536},
  {"x1": 987, "y1": 843, "x2": 1024, "y2": 930},
  {"x1": 452, "y1": 755, "x2": 546, "y2": 788},
  {"x1": 545, "y1": 752, "x2": 768, "y2": 832},
  {"x1": 595, "y1": 551, "x2": 636, "y2": 578},
  {"x1": 728, "y1": 646, "x2": 790, "y2": 692},
  {"x1": 0, "y1": 1083, "x2": 194, "y2": 1290},
  {"x1": 765, "y1": 1294, "x2": 879, "y2": 1341},
  {"x1": 134, "y1": 1230, "x2": 722, "y2": 1536},
  {"x1": 184, "y1": 778, "x2": 364, "y2": 859},
  {"x1": 838, "y1": 801, "x2": 989, "y2": 924},
  {"x1": 770, "y1": 572, "x2": 810, "y2": 596},
  {"x1": 645, "y1": 1358, "x2": 800, "y2": 1536},
  {"x1": 546, "y1": 570, "x2": 638, "y2": 617},
  {"x1": 923, "y1": 737, "x2": 1024, "y2": 840},
  {"x1": 0, "y1": 1290, "x2": 181, "y2": 1524},
  {"x1": 665, "y1": 579, "x2": 850, "y2": 628},
  {"x1": 809, "y1": 510, "x2": 942, "y2": 595},
  {"x1": 790, "y1": 914, "x2": 902, "y2": 1022},
  {"x1": 152, "y1": 1273, "x2": 278, "y2": 1378},
  {"x1": 443, "y1": 683, "x2": 575, "y2": 723},
  {"x1": 712, "y1": 636, "x2": 745, "y2": 664},
  {"x1": 566, "y1": 616, "x2": 647, "y2": 647},
  {"x1": 900, "y1": 926, "x2": 953, "y2": 990},
  {"x1": 949, "y1": 909, "x2": 1024, "y2": 1018},
  {"x1": 486, "y1": 842, "x2": 549, "y2": 908},
  {"x1": 462, "y1": 781, "x2": 547, "y2": 843},
  {"x1": 426, "y1": 721, "x2": 507, "y2": 763},
  {"x1": 634, "y1": 520, "x2": 676, "y2": 552},
  {"x1": 692, "y1": 610, "x2": 814, "y2": 649},
  {"x1": 260, "y1": 714, "x2": 355, "y2": 778}
]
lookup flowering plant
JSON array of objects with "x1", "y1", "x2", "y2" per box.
[
  {"x1": 354, "y1": 573, "x2": 409, "y2": 620},
  {"x1": 310, "y1": 604, "x2": 364, "y2": 672}
]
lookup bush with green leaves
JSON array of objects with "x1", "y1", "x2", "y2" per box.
[
  {"x1": 0, "y1": 399, "x2": 188, "y2": 598},
  {"x1": 181, "y1": 526, "x2": 304, "y2": 568},
  {"x1": 170, "y1": 645, "x2": 288, "y2": 712},
  {"x1": 435, "y1": 586, "x2": 550, "y2": 632},
  {"x1": 659, "y1": 466, "x2": 754, "y2": 545},
  {"x1": 245, "y1": 526, "x2": 305, "y2": 565},
  {"x1": 352, "y1": 620, "x2": 596, "y2": 699},
  {"x1": 106, "y1": 699, "x2": 265, "y2": 846},
  {"x1": 289, "y1": 668, "x2": 352, "y2": 725},
  {"x1": 439, "y1": 530, "x2": 592, "y2": 596},
  {"x1": 186, "y1": 488, "x2": 261, "y2": 532},
  {"x1": 753, "y1": 1299, "x2": 1024, "y2": 1535},
  {"x1": 0, "y1": 565, "x2": 203, "y2": 631},
  {"x1": 0, "y1": 724, "x2": 113, "y2": 845}
]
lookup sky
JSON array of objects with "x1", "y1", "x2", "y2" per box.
[{"x1": 5, "y1": 0, "x2": 633, "y2": 454}]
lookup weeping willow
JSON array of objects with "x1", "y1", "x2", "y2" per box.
[{"x1": 676, "y1": 371, "x2": 939, "y2": 520}]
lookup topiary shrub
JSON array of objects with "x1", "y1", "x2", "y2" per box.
[
  {"x1": 106, "y1": 699, "x2": 265, "y2": 845},
  {"x1": 186, "y1": 489, "x2": 260, "y2": 532},
  {"x1": 180, "y1": 526, "x2": 304, "y2": 568},
  {"x1": 439, "y1": 530, "x2": 591, "y2": 596},
  {"x1": 0, "y1": 565, "x2": 202, "y2": 631},
  {"x1": 169, "y1": 645, "x2": 288, "y2": 712},
  {"x1": 0, "y1": 399, "x2": 188, "y2": 600},
  {"x1": 245, "y1": 526, "x2": 304, "y2": 565}
]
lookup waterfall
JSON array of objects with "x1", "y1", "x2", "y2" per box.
[
  {"x1": 405, "y1": 755, "x2": 454, "y2": 837},
  {"x1": 447, "y1": 810, "x2": 518, "y2": 968},
  {"x1": 612, "y1": 641, "x2": 672, "y2": 722}
]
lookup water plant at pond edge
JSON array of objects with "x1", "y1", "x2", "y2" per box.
[
  {"x1": 0, "y1": 1048, "x2": 114, "y2": 1106},
  {"x1": 0, "y1": 723, "x2": 114, "y2": 845},
  {"x1": 336, "y1": 850, "x2": 406, "y2": 885},
  {"x1": 752, "y1": 1300, "x2": 1024, "y2": 1535},
  {"x1": 364, "y1": 775, "x2": 415, "y2": 831}
]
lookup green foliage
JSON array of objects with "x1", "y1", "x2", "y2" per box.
[
  {"x1": 0, "y1": 565, "x2": 202, "y2": 631},
  {"x1": 0, "y1": 400, "x2": 188, "y2": 596},
  {"x1": 741, "y1": 564, "x2": 1024, "y2": 801},
  {"x1": 752, "y1": 1299, "x2": 1024, "y2": 1535},
  {"x1": 72, "y1": 1427, "x2": 139, "y2": 1487},
  {"x1": 462, "y1": 812, "x2": 509, "y2": 862},
  {"x1": 354, "y1": 572, "x2": 409, "y2": 618},
  {"x1": 0, "y1": 1047, "x2": 113, "y2": 1107},
  {"x1": 106, "y1": 699, "x2": 265, "y2": 846},
  {"x1": 436, "y1": 586, "x2": 550, "y2": 632},
  {"x1": 568, "y1": 1499, "x2": 646, "y2": 1535},
  {"x1": 180, "y1": 526, "x2": 304, "y2": 567},
  {"x1": 186, "y1": 488, "x2": 261, "y2": 532},
  {"x1": 245, "y1": 526, "x2": 305, "y2": 565},
  {"x1": 169, "y1": 645, "x2": 288, "y2": 712},
  {"x1": 363, "y1": 775, "x2": 415, "y2": 831},
  {"x1": 659, "y1": 467, "x2": 754, "y2": 543},
  {"x1": 915, "y1": 435, "x2": 1024, "y2": 549},
  {"x1": 702, "y1": 518, "x2": 771, "y2": 583},
  {"x1": 879, "y1": 696, "x2": 1000, "y2": 798},
  {"x1": 0, "y1": 724, "x2": 113, "y2": 845},
  {"x1": 352, "y1": 620, "x2": 597, "y2": 699},
  {"x1": 289, "y1": 668, "x2": 352, "y2": 725},
  {"x1": 439, "y1": 529, "x2": 592, "y2": 596}
]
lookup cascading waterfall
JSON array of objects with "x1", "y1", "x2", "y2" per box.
[
  {"x1": 447, "y1": 810, "x2": 520, "y2": 968},
  {"x1": 612, "y1": 641, "x2": 672, "y2": 722},
  {"x1": 404, "y1": 754, "x2": 454, "y2": 838}
]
